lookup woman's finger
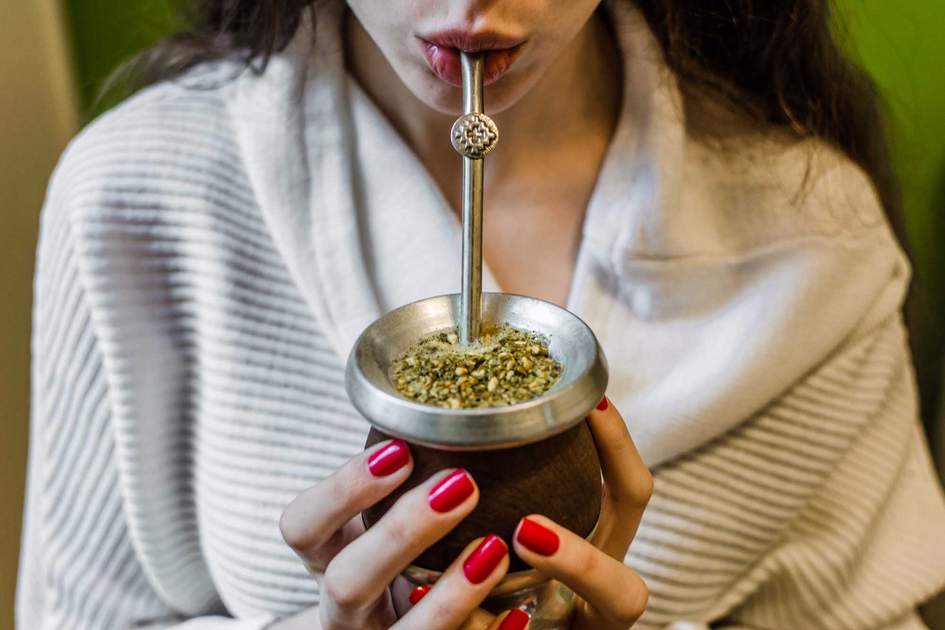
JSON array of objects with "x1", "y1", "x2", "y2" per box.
[
  {"x1": 485, "y1": 609, "x2": 530, "y2": 630},
  {"x1": 400, "y1": 584, "x2": 498, "y2": 630},
  {"x1": 587, "y1": 396, "x2": 653, "y2": 555},
  {"x1": 279, "y1": 439, "x2": 414, "y2": 573},
  {"x1": 393, "y1": 535, "x2": 510, "y2": 630},
  {"x1": 323, "y1": 468, "x2": 480, "y2": 614},
  {"x1": 512, "y1": 514, "x2": 648, "y2": 628},
  {"x1": 457, "y1": 607, "x2": 498, "y2": 630},
  {"x1": 403, "y1": 591, "x2": 530, "y2": 630},
  {"x1": 305, "y1": 516, "x2": 364, "y2": 573}
]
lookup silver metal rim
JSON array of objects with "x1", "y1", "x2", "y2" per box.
[{"x1": 344, "y1": 292, "x2": 609, "y2": 450}]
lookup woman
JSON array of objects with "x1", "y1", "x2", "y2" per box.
[{"x1": 16, "y1": 0, "x2": 945, "y2": 628}]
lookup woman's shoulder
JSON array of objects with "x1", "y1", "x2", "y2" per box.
[
  {"x1": 681, "y1": 94, "x2": 892, "y2": 252},
  {"x1": 49, "y1": 62, "x2": 248, "y2": 219}
]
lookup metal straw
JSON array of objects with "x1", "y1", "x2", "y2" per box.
[{"x1": 451, "y1": 52, "x2": 499, "y2": 344}]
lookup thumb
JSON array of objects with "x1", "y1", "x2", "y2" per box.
[{"x1": 484, "y1": 609, "x2": 530, "y2": 630}]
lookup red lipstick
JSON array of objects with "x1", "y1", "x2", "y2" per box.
[{"x1": 418, "y1": 29, "x2": 526, "y2": 87}]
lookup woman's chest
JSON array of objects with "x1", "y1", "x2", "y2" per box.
[{"x1": 478, "y1": 200, "x2": 587, "y2": 308}]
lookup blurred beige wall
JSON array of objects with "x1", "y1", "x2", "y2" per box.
[{"x1": 0, "y1": 0, "x2": 78, "y2": 626}]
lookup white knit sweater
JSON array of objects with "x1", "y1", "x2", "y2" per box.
[{"x1": 17, "y1": 1, "x2": 945, "y2": 628}]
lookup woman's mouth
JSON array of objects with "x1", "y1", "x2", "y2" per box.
[{"x1": 418, "y1": 30, "x2": 527, "y2": 87}]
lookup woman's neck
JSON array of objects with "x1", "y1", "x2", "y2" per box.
[{"x1": 344, "y1": 9, "x2": 622, "y2": 214}]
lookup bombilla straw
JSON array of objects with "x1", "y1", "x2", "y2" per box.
[
  {"x1": 459, "y1": 52, "x2": 484, "y2": 345},
  {"x1": 452, "y1": 51, "x2": 499, "y2": 345}
]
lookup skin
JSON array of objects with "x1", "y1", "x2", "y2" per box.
[
  {"x1": 274, "y1": 2, "x2": 647, "y2": 628},
  {"x1": 343, "y1": 0, "x2": 622, "y2": 307},
  {"x1": 278, "y1": 401, "x2": 652, "y2": 629}
]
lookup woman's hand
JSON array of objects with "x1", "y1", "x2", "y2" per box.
[
  {"x1": 276, "y1": 438, "x2": 518, "y2": 630},
  {"x1": 390, "y1": 397, "x2": 652, "y2": 629},
  {"x1": 510, "y1": 396, "x2": 652, "y2": 629},
  {"x1": 274, "y1": 394, "x2": 650, "y2": 630}
]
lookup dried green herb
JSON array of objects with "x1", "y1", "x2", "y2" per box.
[{"x1": 389, "y1": 322, "x2": 562, "y2": 408}]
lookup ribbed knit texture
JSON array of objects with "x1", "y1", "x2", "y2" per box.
[
  {"x1": 634, "y1": 319, "x2": 945, "y2": 629},
  {"x1": 17, "y1": 2, "x2": 945, "y2": 629},
  {"x1": 20, "y1": 85, "x2": 362, "y2": 629}
]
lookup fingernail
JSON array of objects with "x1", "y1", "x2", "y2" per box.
[
  {"x1": 498, "y1": 608, "x2": 530, "y2": 630},
  {"x1": 516, "y1": 517, "x2": 560, "y2": 556},
  {"x1": 463, "y1": 534, "x2": 508, "y2": 584},
  {"x1": 408, "y1": 584, "x2": 430, "y2": 605},
  {"x1": 367, "y1": 439, "x2": 410, "y2": 477},
  {"x1": 596, "y1": 395, "x2": 609, "y2": 411},
  {"x1": 428, "y1": 469, "x2": 475, "y2": 512}
]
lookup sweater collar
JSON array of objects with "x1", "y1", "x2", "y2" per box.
[
  {"x1": 225, "y1": 0, "x2": 906, "y2": 466},
  {"x1": 229, "y1": 0, "x2": 686, "y2": 363},
  {"x1": 225, "y1": 0, "x2": 379, "y2": 364}
]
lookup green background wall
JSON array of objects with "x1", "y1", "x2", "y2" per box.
[
  {"x1": 64, "y1": 0, "x2": 179, "y2": 111},
  {"x1": 836, "y1": 0, "x2": 945, "y2": 442}
]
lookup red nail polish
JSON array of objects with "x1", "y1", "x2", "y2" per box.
[
  {"x1": 463, "y1": 535, "x2": 508, "y2": 584},
  {"x1": 367, "y1": 440, "x2": 410, "y2": 477},
  {"x1": 516, "y1": 517, "x2": 560, "y2": 556},
  {"x1": 428, "y1": 469, "x2": 475, "y2": 512},
  {"x1": 498, "y1": 608, "x2": 530, "y2": 630},
  {"x1": 596, "y1": 396, "x2": 609, "y2": 411},
  {"x1": 408, "y1": 584, "x2": 430, "y2": 605}
]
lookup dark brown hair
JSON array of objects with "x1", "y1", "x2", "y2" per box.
[{"x1": 635, "y1": 1, "x2": 902, "y2": 236}]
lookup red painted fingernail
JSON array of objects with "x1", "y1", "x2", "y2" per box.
[
  {"x1": 516, "y1": 517, "x2": 560, "y2": 556},
  {"x1": 596, "y1": 395, "x2": 609, "y2": 411},
  {"x1": 428, "y1": 469, "x2": 475, "y2": 512},
  {"x1": 408, "y1": 584, "x2": 430, "y2": 605},
  {"x1": 498, "y1": 608, "x2": 530, "y2": 630},
  {"x1": 367, "y1": 440, "x2": 410, "y2": 477},
  {"x1": 463, "y1": 534, "x2": 508, "y2": 584}
]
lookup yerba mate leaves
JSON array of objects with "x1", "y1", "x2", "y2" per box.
[{"x1": 390, "y1": 323, "x2": 562, "y2": 408}]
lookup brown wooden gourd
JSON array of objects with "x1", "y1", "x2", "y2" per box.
[{"x1": 362, "y1": 419, "x2": 602, "y2": 572}]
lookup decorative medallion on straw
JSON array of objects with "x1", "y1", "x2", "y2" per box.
[{"x1": 451, "y1": 112, "x2": 499, "y2": 159}]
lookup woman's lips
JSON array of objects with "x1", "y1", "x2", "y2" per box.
[{"x1": 418, "y1": 31, "x2": 526, "y2": 87}]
